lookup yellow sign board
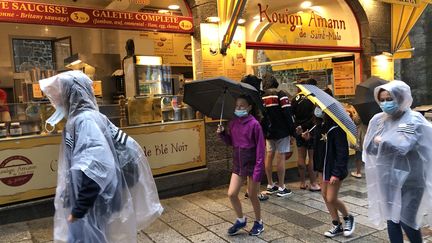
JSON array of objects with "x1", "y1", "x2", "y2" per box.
[
  {"x1": 0, "y1": 135, "x2": 60, "y2": 205},
  {"x1": 123, "y1": 121, "x2": 206, "y2": 175},
  {"x1": 333, "y1": 61, "x2": 356, "y2": 96},
  {"x1": 92, "y1": 80, "x2": 102, "y2": 97},
  {"x1": 200, "y1": 23, "x2": 225, "y2": 78},
  {"x1": 32, "y1": 83, "x2": 43, "y2": 98},
  {"x1": 200, "y1": 23, "x2": 246, "y2": 80},
  {"x1": 371, "y1": 55, "x2": 394, "y2": 81}
]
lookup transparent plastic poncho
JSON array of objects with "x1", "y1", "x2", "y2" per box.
[
  {"x1": 39, "y1": 71, "x2": 163, "y2": 242},
  {"x1": 363, "y1": 80, "x2": 432, "y2": 230}
]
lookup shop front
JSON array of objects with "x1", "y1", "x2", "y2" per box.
[
  {"x1": 0, "y1": 0, "x2": 207, "y2": 206},
  {"x1": 195, "y1": 0, "x2": 385, "y2": 173}
]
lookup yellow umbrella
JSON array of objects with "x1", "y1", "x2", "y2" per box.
[{"x1": 296, "y1": 84, "x2": 357, "y2": 145}]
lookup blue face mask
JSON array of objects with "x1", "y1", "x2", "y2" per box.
[
  {"x1": 234, "y1": 109, "x2": 249, "y2": 117},
  {"x1": 314, "y1": 107, "x2": 324, "y2": 118},
  {"x1": 380, "y1": 100, "x2": 399, "y2": 115}
]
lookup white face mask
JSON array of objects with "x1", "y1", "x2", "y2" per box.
[
  {"x1": 45, "y1": 106, "x2": 66, "y2": 132},
  {"x1": 314, "y1": 107, "x2": 324, "y2": 118}
]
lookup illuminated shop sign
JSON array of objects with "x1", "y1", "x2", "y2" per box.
[
  {"x1": 0, "y1": 0, "x2": 193, "y2": 33},
  {"x1": 257, "y1": 4, "x2": 347, "y2": 32}
]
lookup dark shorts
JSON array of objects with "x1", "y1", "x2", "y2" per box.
[
  {"x1": 295, "y1": 135, "x2": 314, "y2": 149},
  {"x1": 355, "y1": 150, "x2": 362, "y2": 161},
  {"x1": 232, "y1": 147, "x2": 257, "y2": 178}
]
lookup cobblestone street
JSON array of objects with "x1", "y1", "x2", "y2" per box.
[{"x1": 1, "y1": 176, "x2": 431, "y2": 243}]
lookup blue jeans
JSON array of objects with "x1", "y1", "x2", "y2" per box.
[{"x1": 387, "y1": 220, "x2": 422, "y2": 243}]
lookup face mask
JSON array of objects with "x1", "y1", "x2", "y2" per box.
[
  {"x1": 234, "y1": 109, "x2": 249, "y2": 117},
  {"x1": 45, "y1": 106, "x2": 66, "y2": 132},
  {"x1": 380, "y1": 100, "x2": 399, "y2": 115},
  {"x1": 314, "y1": 107, "x2": 324, "y2": 118}
]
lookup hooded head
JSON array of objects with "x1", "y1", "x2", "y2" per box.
[
  {"x1": 262, "y1": 73, "x2": 279, "y2": 90},
  {"x1": 241, "y1": 74, "x2": 262, "y2": 93},
  {"x1": 374, "y1": 80, "x2": 412, "y2": 116},
  {"x1": 39, "y1": 71, "x2": 98, "y2": 126}
]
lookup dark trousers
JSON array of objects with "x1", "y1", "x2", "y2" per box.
[{"x1": 387, "y1": 220, "x2": 422, "y2": 243}]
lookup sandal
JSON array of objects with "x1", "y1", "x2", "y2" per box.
[
  {"x1": 351, "y1": 172, "x2": 362, "y2": 179},
  {"x1": 300, "y1": 184, "x2": 308, "y2": 190},
  {"x1": 309, "y1": 185, "x2": 321, "y2": 192}
]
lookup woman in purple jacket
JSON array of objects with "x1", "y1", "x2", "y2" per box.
[{"x1": 217, "y1": 95, "x2": 265, "y2": 237}]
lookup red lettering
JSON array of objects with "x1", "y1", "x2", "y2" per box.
[{"x1": 257, "y1": 3, "x2": 270, "y2": 22}]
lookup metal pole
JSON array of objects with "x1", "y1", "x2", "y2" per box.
[{"x1": 219, "y1": 88, "x2": 226, "y2": 126}]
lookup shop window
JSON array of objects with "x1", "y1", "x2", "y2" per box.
[{"x1": 12, "y1": 38, "x2": 54, "y2": 72}]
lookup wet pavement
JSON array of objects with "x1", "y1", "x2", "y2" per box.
[{"x1": 1, "y1": 175, "x2": 431, "y2": 243}]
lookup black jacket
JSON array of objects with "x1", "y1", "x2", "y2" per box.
[
  {"x1": 262, "y1": 89, "x2": 295, "y2": 139},
  {"x1": 71, "y1": 171, "x2": 100, "y2": 218},
  {"x1": 312, "y1": 119, "x2": 325, "y2": 172},
  {"x1": 318, "y1": 122, "x2": 349, "y2": 181},
  {"x1": 291, "y1": 93, "x2": 315, "y2": 131}
]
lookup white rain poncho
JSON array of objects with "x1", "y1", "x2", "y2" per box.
[
  {"x1": 39, "y1": 71, "x2": 163, "y2": 243},
  {"x1": 363, "y1": 80, "x2": 432, "y2": 230}
]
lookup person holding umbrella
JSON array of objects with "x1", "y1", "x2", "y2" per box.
[
  {"x1": 363, "y1": 81, "x2": 432, "y2": 243},
  {"x1": 291, "y1": 79, "x2": 321, "y2": 191},
  {"x1": 298, "y1": 84, "x2": 356, "y2": 238},
  {"x1": 217, "y1": 94, "x2": 265, "y2": 236}
]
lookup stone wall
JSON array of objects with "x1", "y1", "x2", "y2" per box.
[
  {"x1": 396, "y1": 5, "x2": 432, "y2": 106},
  {"x1": 349, "y1": 0, "x2": 391, "y2": 80},
  {"x1": 12, "y1": 39, "x2": 54, "y2": 72}
]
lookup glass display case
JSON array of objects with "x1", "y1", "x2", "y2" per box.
[
  {"x1": 124, "y1": 55, "x2": 174, "y2": 97},
  {"x1": 0, "y1": 101, "x2": 125, "y2": 139}
]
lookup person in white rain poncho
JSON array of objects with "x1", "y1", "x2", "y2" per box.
[
  {"x1": 363, "y1": 80, "x2": 432, "y2": 243},
  {"x1": 39, "y1": 71, "x2": 163, "y2": 243}
]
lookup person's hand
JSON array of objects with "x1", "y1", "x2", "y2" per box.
[
  {"x1": 216, "y1": 125, "x2": 224, "y2": 134},
  {"x1": 295, "y1": 126, "x2": 303, "y2": 135},
  {"x1": 373, "y1": 136, "x2": 382, "y2": 144},
  {"x1": 329, "y1": 176, "x2": 339, "y2": 184},
  {"x1": 67, "y1": 214, "x2": 77, "y2": 223},
  {"x1": 301, "y1": 130, "x2": 311, "y2": 141}
]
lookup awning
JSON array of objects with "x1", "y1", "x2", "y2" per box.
[
  {"x1": 391, "y1": 1, "x2": 430, "y2": 55},
  {"x1": 217, "y1": 0, "x2": 247, "y2": 55}
]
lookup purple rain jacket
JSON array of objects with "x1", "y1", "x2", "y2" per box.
[{"x1": 219, "y1": 115, "x2": 265, "y2": 182}]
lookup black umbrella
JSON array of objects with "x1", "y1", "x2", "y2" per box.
[
  {"x1": 352, "y1": 76, "x2": 388, "y2": 124},
  {"x1": 184, "y1": 76, "x2": 262, "y2": 124}
]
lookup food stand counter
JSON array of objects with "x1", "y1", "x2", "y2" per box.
[{"x1": 0, "y1": 119, "x2": 205, "y2": 205}]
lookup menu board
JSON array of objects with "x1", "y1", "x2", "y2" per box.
[
  {"x1": 200, "y1": 23, "x2": 225, "y2": 78},
  {"x1": 333, "y1": 60, "x2": 355, "y2": 96},
  {"x1": 371, "y1": 56, "x2": 394, "y2": 81},
  {"x1": 200, "y1": 23, "x2": 246, "y2": 81},
  {"x1": 138, "y1": 32, "x2": 192, "y2": 67},
  {"x1": 223, "y1": 26, "x2": 246, "y2": 81}
]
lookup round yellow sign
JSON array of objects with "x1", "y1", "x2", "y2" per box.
[
  {"x1": 70, "y1": 11, "x2": 90, "y2": 23},
  {"x1": 179, "y1": 20, "x2": 193, "y2": 30}
]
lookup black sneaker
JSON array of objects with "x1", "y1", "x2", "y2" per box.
[
  {"x1": 266, "y1": 185, "x2": 279, "y2": 194},
  {"x1": 249, "y1": 220, "x2": 264, "y2": 236},
  {"x1": 343, "y1": 215, "x2": 355, "y2": 237},
  {"x1": 324, "y1": 222, "x2": 343, "y2": 238},
  {"x1": 228, "y1": 219, "x2": 247, "y2": 236},
  {"x1": 276, "y1": 187, "x2": 292, "y2": 197}
]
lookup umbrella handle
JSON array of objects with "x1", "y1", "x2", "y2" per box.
[{"x1": 219, "y1": 88, "x2": 227, "y2": 126}]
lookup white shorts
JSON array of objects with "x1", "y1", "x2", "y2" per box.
[{"x1": 266, "y1": 137, "x2": 291, "y2": 153}]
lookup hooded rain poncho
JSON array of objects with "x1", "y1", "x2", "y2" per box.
[
  {"x1": 39, "y1": 71, "x2": 163, "y2": 243},
  {"x1": 363, "y1": 80, "x2": 432, "y2": 230}
]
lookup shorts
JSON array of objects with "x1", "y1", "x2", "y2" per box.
[
  {"x1": 295, "y1": 135, "x2": 314, "y2": 149},
  {"x1": 355, "y1": 150, "x2": 362, "y2": 161},
  {"x1": 266, "y1": 137, "x2": 291, "y2": 153}
]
